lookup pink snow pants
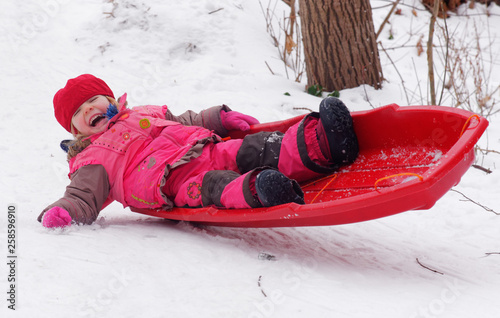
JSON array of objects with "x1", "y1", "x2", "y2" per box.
[{"x1": 162, "y1": 114, "x2": 335, "y2": 209}]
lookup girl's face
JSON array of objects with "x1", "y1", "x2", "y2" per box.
[{"x1": 71, "y1": 95, "x2": 110, "y2": 136}]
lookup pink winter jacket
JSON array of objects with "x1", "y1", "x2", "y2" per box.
[{"x1": 38, "y1": 102, "x2": 232, "y2": 225}]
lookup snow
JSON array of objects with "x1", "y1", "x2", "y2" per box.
[{"x1": 1, "y1": 0, "x2": 499, "y2": 317}]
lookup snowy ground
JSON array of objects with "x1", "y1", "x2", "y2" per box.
[{"x1": 1, "y1": 0, "x2": 499, "y2": 317}]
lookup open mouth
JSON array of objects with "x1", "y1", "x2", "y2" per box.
[{"x1": 89, "y1": 113, "x2": 107, "y2": 127}]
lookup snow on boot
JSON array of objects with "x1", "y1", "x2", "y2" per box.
[
  {"x1": 319, "y1": 97, "x2": 359, "y2": 167},
  {"x1": 255, "y1": 169, "x2": 305, "y2": 207}
]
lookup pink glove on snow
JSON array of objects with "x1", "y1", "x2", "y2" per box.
[
  {"x1": 42, "y1": 207, "x2": 72, "y2": 228},
  {"x1": 220, "y1": 110, "x2": 259, "y2": 132}
]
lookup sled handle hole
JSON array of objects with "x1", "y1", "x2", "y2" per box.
[
  {"x1": 460, "y1": 114, "x2": 481, "y2": 137},
  {"x1": 374, "y1": 173, "x2": 424, "y2": 191}
]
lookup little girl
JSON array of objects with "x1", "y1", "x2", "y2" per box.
[{"x1": 38, "y1": 74, "x2": 358, "y2": 228}]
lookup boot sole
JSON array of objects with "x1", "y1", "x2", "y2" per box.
[
  {"x1": 319, "y1": 97, "x2": 359, "y2": 166},
  {"x1": 255, "y1": 169, "x2": 304, "y2": 207}
]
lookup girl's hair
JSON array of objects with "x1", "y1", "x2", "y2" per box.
[{"x1": 66, "y1": 96, "x2": 125, "y2": 161}]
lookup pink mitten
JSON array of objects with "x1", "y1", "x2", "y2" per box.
[
  {"x1": 42, "y1": 207, "x2": 72, "y2": 228},
  {"x1": 220, "y1": 110, "x2": 259, "y2": 132}
]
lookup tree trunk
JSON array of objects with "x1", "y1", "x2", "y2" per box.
[{"x1": 298, "y1": 0, "x2": 383, "y2": 91}]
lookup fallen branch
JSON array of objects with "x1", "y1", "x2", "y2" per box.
[
  {"x1": 292, "y1": 107, "x2": 314, "y2": 112},
  {"x1": 416, "y1": 258, "x2": 444, "y2": 275},
  {"x1": 265, "y1": 61, "x2": 275, "y2": 75},
  {"x1": 208, "y1": 8, "x2": 224, "y2": 14},
  {"x1": 450, "y1": 189, "x2": 499, "y2": 215},
  {"x1": 471, "y1": 164, "x2": 492, "y2": 174},
  {"x1": 484, "y1": 252, "x2": 500, "y2": 257},
  {"x1": 258, "y1": 275, "x2": 267, "y2": 297}
]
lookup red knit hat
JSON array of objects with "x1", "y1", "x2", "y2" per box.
[{"x1": 53, "y1": 74, "x2": 115, "y2": 133}]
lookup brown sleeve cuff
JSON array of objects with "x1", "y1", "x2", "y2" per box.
[{"x1": 38, "y1": 164, "x2": 110, "y2": 225}]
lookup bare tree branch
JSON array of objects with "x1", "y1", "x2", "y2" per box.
[
  {"x1": 376, "y1": 0, "x2": 401, "y2": 40},
  {"x1": 427, "y1": 0, "x2": 440, "y2": 105},
  {"x1": 416, "y1": 258, "x2": 444, "y2": 275}
]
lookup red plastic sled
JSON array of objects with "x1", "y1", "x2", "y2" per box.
[{"x1": 131, "y1": 104, "x2": 488, "y2": 227}]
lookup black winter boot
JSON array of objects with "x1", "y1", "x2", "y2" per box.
[
  {"x1": 319, "y1": 97, "x2": 359, "y2": 167},
  {"x1": 255, "y1": 169, "x2": 305, "y2": 207}
]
